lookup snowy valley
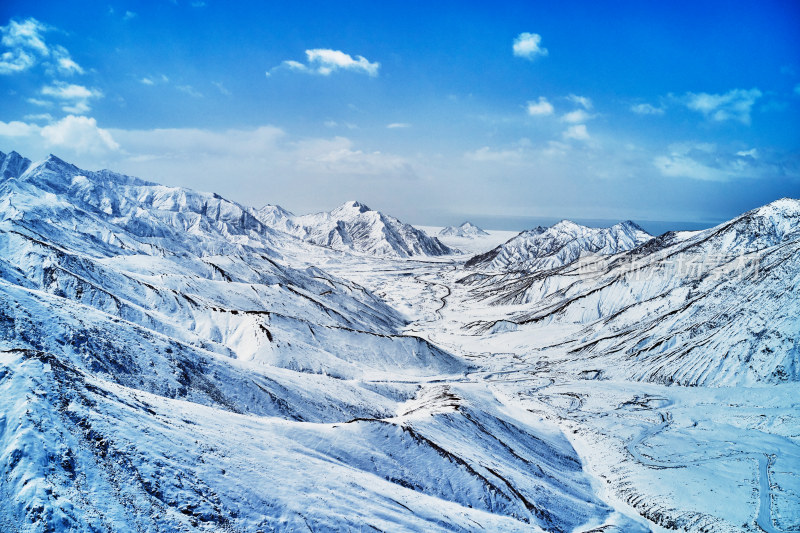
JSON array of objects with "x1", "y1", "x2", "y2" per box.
[{"x1": 1, "y1": 150, "x2": 798, "y2": 533}]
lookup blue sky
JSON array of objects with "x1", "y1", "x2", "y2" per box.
[{"x1": 1, "y1": 0, "x2": 798, "y2": 232}]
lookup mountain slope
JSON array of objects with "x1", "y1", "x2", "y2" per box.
[
  {"x1": 462, "y1": 198, "x2": 800, "y2": 386},
  {"x1": 255, "y1": 200, "x2": 456, "y2": 258},
  {"x1": 0, "y1": 151, "x2": 639, "y2": 532},
  {"x1": 466, "y1": 220, "x2": 652, "y2": 271}
]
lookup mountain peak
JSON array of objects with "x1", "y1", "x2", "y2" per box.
[
  {"x1": 467, "y1": 219, "x2": 652, "y2": 271},
  {"x1": 440, "y1": 221, "x2": 489, "y2": 238},
  {"x1": 336, "y1": 200, "x2": 371, "y2": 213},
  {"x1": 255, "y1": 200, "x2": 456, "y2": 257},
  {"x1": 0, "y1": 150, "x2": 32, "y2": 180}
]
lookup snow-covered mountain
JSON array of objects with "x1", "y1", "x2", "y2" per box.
[
  {"x1": 439, "y1": 221, "x2": 489, "y2": 238},
  {"x1": 0, "y1": 151, "x2": 643, "y2": 532},
  {"x1": 466, "y1": 219, "x2": 652, "y2": 271},
  {"x1": 461, "y1": 198, "x2": 800, "y2": 386},
  {"x1": 255, "y1": 200, "x2": 456, "y2": 258}
]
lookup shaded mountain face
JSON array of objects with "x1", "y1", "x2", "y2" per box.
[
  {"x1": 255, "y1": 200, "x2": 456, "y2": 258},
  {"x1": 461, "y1": 198, "x2": 800, "y2": 387},
  {"x1": 0, "y1": 152, "x2": 635, "y2": 532},
  {"x1": 0, "y1": 150, "x2": 31, "y2": 179},
  {"x1": 439, "y1": 221, "x2": 489, "y2": 238},
  {"x1": 465, "y1": 220, "x2": 652, "y2": 271}
]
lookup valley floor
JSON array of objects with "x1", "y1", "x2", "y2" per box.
[{"x1": 321, "y1": 253, "x2": 800, "y2": 533}]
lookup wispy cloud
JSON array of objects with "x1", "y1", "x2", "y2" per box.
[
  {"x1": 563, "y1": 124, "x2": 590, "y2": 141},
  {"x1": 176, "y1": 84, "x2": 203, "y2": 97},
  {"x1": 41, "y1": 82, "x2": 103, "y2": 114},
  {"x1": 123, "y1": 11, "x2": 137, "y2": 21},
  {"x1": 684, "y1": 88, "x2": 762, "y2": 124},
  {"x1": 23, "y1": 113, "x2": 52, "y2": 122},
  {"x1": 387, "y1": 123, "x2": 411, "y2": 129},
  {"x1": 140, "y1": 74, "x2": 168, "y2": 86},
  {"x1": 631, "y1": 103, "x2": 665, "y2": 115},
  {"x1": 653, "y1": 142, "x2": 785, "y2": 181},
  {"x1": 561, "y1": 109, "x2": 592, "y2": 123},
  {"x1": 526, "y1": 97, "x2": 554, "y2": 116},
  {"x1": 0, "y1": 17, "x2": 83, "y2": 76},
  {"x1": 513, "y1": 32, "x2": 548, "y2": 60},
  {"x1": 465, "y1": 146, "x2": 524, "y2": 163},
  {"x1": 268, "y1": 48, "x2": 379, "y2": 77},
  {"x1": 212, "y1": 81, "x2": 231, "y2": 95},
  {"x1": 566, "y1": 94, "x2": 592, "y2": 109}
]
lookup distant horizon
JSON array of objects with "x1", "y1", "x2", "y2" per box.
[{"x1": 0, "y1": 146, "x2": 770, "y2": 237}]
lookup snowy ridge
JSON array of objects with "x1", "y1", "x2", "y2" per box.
[
  {"x1": 255, "y1": 200, "x2": 456, "y2": 258},
  {"x1": 439, "y1": 221, "x2": 489, "y2": 238},
  {"x1": 0, "y1": 151, "x2": 642, "y2": 532},
  {"x1": 463, "y1": 198, "x2": 800, "y2": 386},
  {"x1": 466, "y1": 219, "x2": 652, "y2": 271}
]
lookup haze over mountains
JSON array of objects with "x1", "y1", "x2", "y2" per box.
[{"x1": 1, "y1": 150, "x2": 798, "y2": 532}]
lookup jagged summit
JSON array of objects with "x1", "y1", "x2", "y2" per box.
[
  {"x1": 466, "y1": 218, "x2": 652, "y2": 271},
  {"x1": 439, "y1": 221, "x2": 489, "y2": 238},
  {"x1": 0, "y1": 150, "x2": 32, "y2": 180},
  {"x1": 254, "y1": 200, "x2": 456, "y2": 258},
  {"x1": 334, "y1": 200, "x2": 371, "y2": 214}
]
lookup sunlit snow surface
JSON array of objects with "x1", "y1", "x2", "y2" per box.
[{"x1": 1, "y1": 151, "x2": 798, "y2": 532}]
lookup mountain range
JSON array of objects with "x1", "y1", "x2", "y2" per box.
[
  {"x1": 465, "y1": 219, "x2": 652, "y2": 271},
  {"x1": 254, "y1": 200, "x2": 455, "y2": 258},
  {"x1": 1, "y1": 150, "x2": 797, "y2": 532}
]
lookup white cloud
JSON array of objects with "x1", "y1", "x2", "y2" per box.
[
  {"x1": 526, "y1": 97, "x2": 554, "y2": 116},
  {"x1": 563, "y1": 124, "x2": 590, "y2": 141},
  {"x1": 0, "y1": 119, "x2": 39, "y2": 137},
  {"x1": 1, "y1": 18, "x2": 48, "y2": 55},
  {"x1": 684, "y1": 88, "x2": 762, "y2": 124},
  {"x1": 0, "y1": 18, "x2": 83, "y2": 76},
  {"x1": 561, "y1": 109, "x2": 592, "y2": 123},
  {"x1": 631, "y1": 103, "x2": 664, "y2": 115},
  {"x1": 513, "y1": 32, "x2": 548, "y2": 60},
  {"x1": 41, "y1": 82, "x2": 103, "y2": 113},
  {"x1": 56, "y1": 56, "x2": 83, "y2": 75},
  {"x1": 566, "y1": 94, "x2": 592, "y2": 109},
  {"x1": 387, "y1": 123, "x2": 411, "y2": 129},
  {"x1": 123, "y1": 11, "x2": 137, "y2": 21},
  {"x1": 0, "y1": 18, "x2": 48, "y2": 74},
  {"x1": 269, "y1": 49, "x2": 380, "y2": 77},
  {"x1": 0, "y1": 115, "x2": 118, "y2": 156},
  {"x1": 140, "y1": 77, "x2": 155, "y2": 85},
  {"x1": 41, "y1": 115, "x2": 119, "y2": 154}
]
